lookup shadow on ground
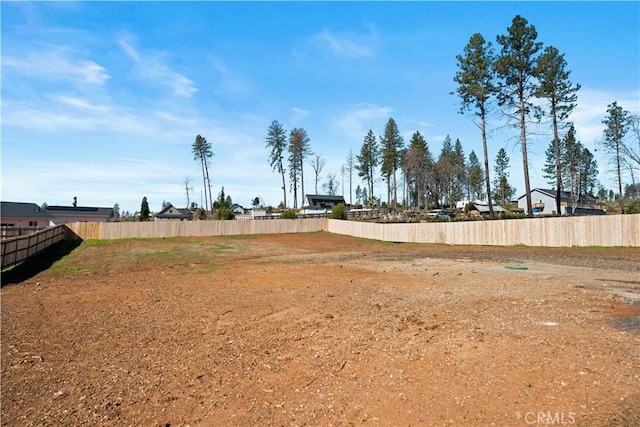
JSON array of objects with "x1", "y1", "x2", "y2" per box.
[{"x1": 1, "y1": 240, "x2": 82, "y2": 286}]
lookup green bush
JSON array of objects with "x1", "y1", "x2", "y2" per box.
[
  {"x1": 197, "y1": 208, "x2": 207, "y2": 220},
  {"x1": 627, "y1": 201, "x2": 640, "y2": 214},
  {"x1": 330, "y1": 203, "x2": 348, "y2": 220},
  {"x1": 215, "y1": 207, "x2": 235, "y2": 220},
  {"x1": 282, "y1": 209, "x2": 297, "y2": 219}
]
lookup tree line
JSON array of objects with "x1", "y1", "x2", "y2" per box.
[{"x1": 260, "y1": 14, "x2": 638, "y2": 215}]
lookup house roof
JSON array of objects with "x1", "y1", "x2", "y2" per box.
[
  {"x1": 156, "y1": 204, "x2": 191, "y2": 219},
  {"x1": 230, "y1": 203, "x2": 244, "y2": 212},
  {"x1": 517, "y1": 188, "x2": 597, "y2": 203},
  {"x1": 304, "y1": 194, "x2": 346, "y2": 209},
  {"x1": 1, "y1": 201, "x2": 53, "y2": 219},
  {"x1": 46, "y1": 205, "x2": 114, "y2": 218},
  {"x1": 474, "y1": 204, "x2": 506, "y2": 213}
]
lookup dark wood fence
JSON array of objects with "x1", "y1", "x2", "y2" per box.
[
  {"x1": 0, "y1": 225, "x2": 68, "y2": 270},
  {"x1": 0, "y1": 227, "x2": 46, "y2": 239}
]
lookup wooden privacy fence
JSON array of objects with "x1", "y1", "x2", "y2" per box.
[
  {"x1": 328, "y1": 214, "x2": 640, "y2": 247},
  {"x1": 66, "y1": 218, "x2": 328, "y2": 240},
  {"x1": 64, "y1": 214, "x2": 640, "y2": 247},
  {"x1": 0, "y1": 225, "x2": 68, "y2": 270}
]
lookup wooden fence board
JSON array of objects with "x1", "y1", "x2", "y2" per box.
[
  {"x1": 1, "y1": 225, "x2": 67, "y2": 270},
  {"x1": 60, "y1": 214, "x2": 640, "y2": 247}
]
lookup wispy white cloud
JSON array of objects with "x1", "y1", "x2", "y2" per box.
[
  {"x1": 118, "y1": 37, "x2": 197, "y2": 98},
  {"x1": 3, "y1": 47, "x2": 110, "y2": 85},
  {"x1": 54, "y1": 95, "x2": 109, "y2": 113},
  {"x1": 571, "y1": 88, "x2": 640, "y2": 148},
  {"x1": 333, "y1": 103, "x2": 394, "y2": 141},
  {"x1": 118, "y1": 38, "x2": 140, "y2": 61},
  {"x1": 209, "y1": 57, "x2": 251, "y2": 95},
  {"x1": 316, "y1": 28, "x2": 375, "y2": 59},
  {"x1": 296, "y1": 25, "x2": 378, "y2": 62},
  {"x1": 291, "y1": 107, "x2": 310, "y2": 123}
]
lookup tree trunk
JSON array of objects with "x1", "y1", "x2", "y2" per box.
[
  {"x1": 300, "y1": 157, "x2": 305, "y2": 208},
  {"x1": 280, "y1": 166, "x2": 287, "y2": 210},
  {"x1": 200, "y1": 157, "x2": 208, "y2": 215},
  {"x1": 552, "y1": 102, "x2": 562, "y2": 215},
  {"x1": 481, "y1": 106, "x2": 494, "y2": 219},
  {"x1": 520, "y1": 95, "x2": 533, "y2": 218},
  {"x1": 392, "y1": 169, "x2": 398, "y2": 208},
  {"x1": 204, "y1": 158, "x2": 213, "y2": 214},
  {"x1": 616, "y1": 139, "x2": 624, "y2": 214}
]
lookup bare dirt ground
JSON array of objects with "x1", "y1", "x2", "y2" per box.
[{"x1": 1, "y1": 231, "x2": 639, "y2": 426}]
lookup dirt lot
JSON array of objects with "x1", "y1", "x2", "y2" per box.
[{"x1": 2, "y1": 232, "x2": 639, "y2": 426}]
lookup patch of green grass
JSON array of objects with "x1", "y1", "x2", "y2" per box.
[{"x1": 197, "y1": 264, "x2": 217, "y2": 274}]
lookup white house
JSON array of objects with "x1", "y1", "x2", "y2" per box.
[
  {"x1": 301, "y1": 194, "x2": 346, "y2": 214},
  {"x1": 517, "y1": 188, "x2": 603, "y2": 216}
]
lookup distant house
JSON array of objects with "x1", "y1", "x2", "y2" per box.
[
  {"x1": 517, "y1": 188, "x2": 603, "y2": 216},
  {"x1": 46, "y1": 205, "x2": 115, "y2": 224},
  {"x1": 473, "y1": 203, "x2": 506, "y2": 215},
  {"x1": 1, "y1": 201, "x2": 54, "y2": 228},
  {"x1": 155, "y1": 204, "x2": 191, "y2": 221},
  {"x1": 302, "y1": 194, "x2": 346, "y2": 214},
  {"x1": 230, "y1": 204, "x2": 245, "y2": 215}
]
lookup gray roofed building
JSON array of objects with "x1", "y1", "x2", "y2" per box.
[
  {"x1": 303, "y1": 194, "x2": 346, "y2": 210},
  {"x1": 155, "y1": 204, "x2": 191, "y2": 221},
  {"x1": 46, "y1": 205, "x2": 114, "y2": 224},
  {"x1": 517, "y1": 188, "x2": 602, "y2": 215},
  {"x1": 1, "y1": 201, "x2": 53, "y2": 228}
]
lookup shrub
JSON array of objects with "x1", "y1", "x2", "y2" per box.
[
  {"x1": 282, "y1": 209, "x2": 297, "y2": 219},
  {"x1": 197, "y1": 208, "x2": 207, "y2": 220},
  {"x1": 215, "y1": 207, "x2": 235, "y2": 220},
  {"x1": 331, "y1": 203, "x2": 348, "y2": 220},
  {"x1": 627, "y1": 201, "x2": 640, "y2": 214}
]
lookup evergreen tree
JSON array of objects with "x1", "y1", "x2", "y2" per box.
[
  {"x1": 140, "y1": 197, "x2": 150, "y2": 221},
  {"x1": 493, "y1": 148, "x2": 515, "y2": 203},
  {"x1": 288, "y1": 127, "x2": 311, "y2": 209},
  {"x1": 495, "y1": 15, "x2": 543, "y2": 216},
  {"x1": 192, "y1": 135, "x2": 214, "y2": 214},
  {"x1": 580, "y1": 147, "x2": 598, "y2": 196},
  {"x1": 345, "y1": 150, "x2": 355, "y2": 206},
  {"x1": 452, "y1": 139, "x2": 467, "y2": 203},
  {"x1": 379, "y1": 118, "x2": 404, "y2": 208},
  {"x1": 454, "y1": 32, "x2": 496, "y2": 216},
  {"x1": 403, "y1": 131, "x2": 434, "y2": 210},
  {"x1": 535, "y1": 45, "x2": 580, "y2": 214},
  {"x1": 356, "y1": 130, "x2": 379, "y2": 198},
  {"x1": 434, "y1": 135, "x2": 455, "y2": 207},
  {"x1": 542, "y1": 138, "x2": 562, "y2": 188},
  {"x1": 467, "y1": 151, "x2": 484, "y2": 200},
  {"x1": 265, "y1": 120, "x2": 288, "y2": 209},
  {"x1": 601, "y1": 102, "x2": 631, "y2": 213}
]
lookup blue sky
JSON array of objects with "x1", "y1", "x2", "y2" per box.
[{"x1": 2, "y1": 1, "x2": 639, "y2": 214}]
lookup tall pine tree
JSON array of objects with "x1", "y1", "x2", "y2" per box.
[
  {"x1": 535, "y1": 45, "x2": 580, "y2": 214},
  {"x1": 467, "y1": 151, "x2": 484, "y2": 200},
  {"x1": 454, "y1": 33, "x2": 496, "y2": 216},
  {"x1": 356, "y1": 130, "x2": 379, "y2": 200},
  {"x1": 495, "y1": 15, "x2": 543, "y2": 216},
  {"x1": 265, "y1": 120, "x2": 288, "y2": 209},
  {"x1": 379, "y1": 118, "x2": 404, "y2": 208}
]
